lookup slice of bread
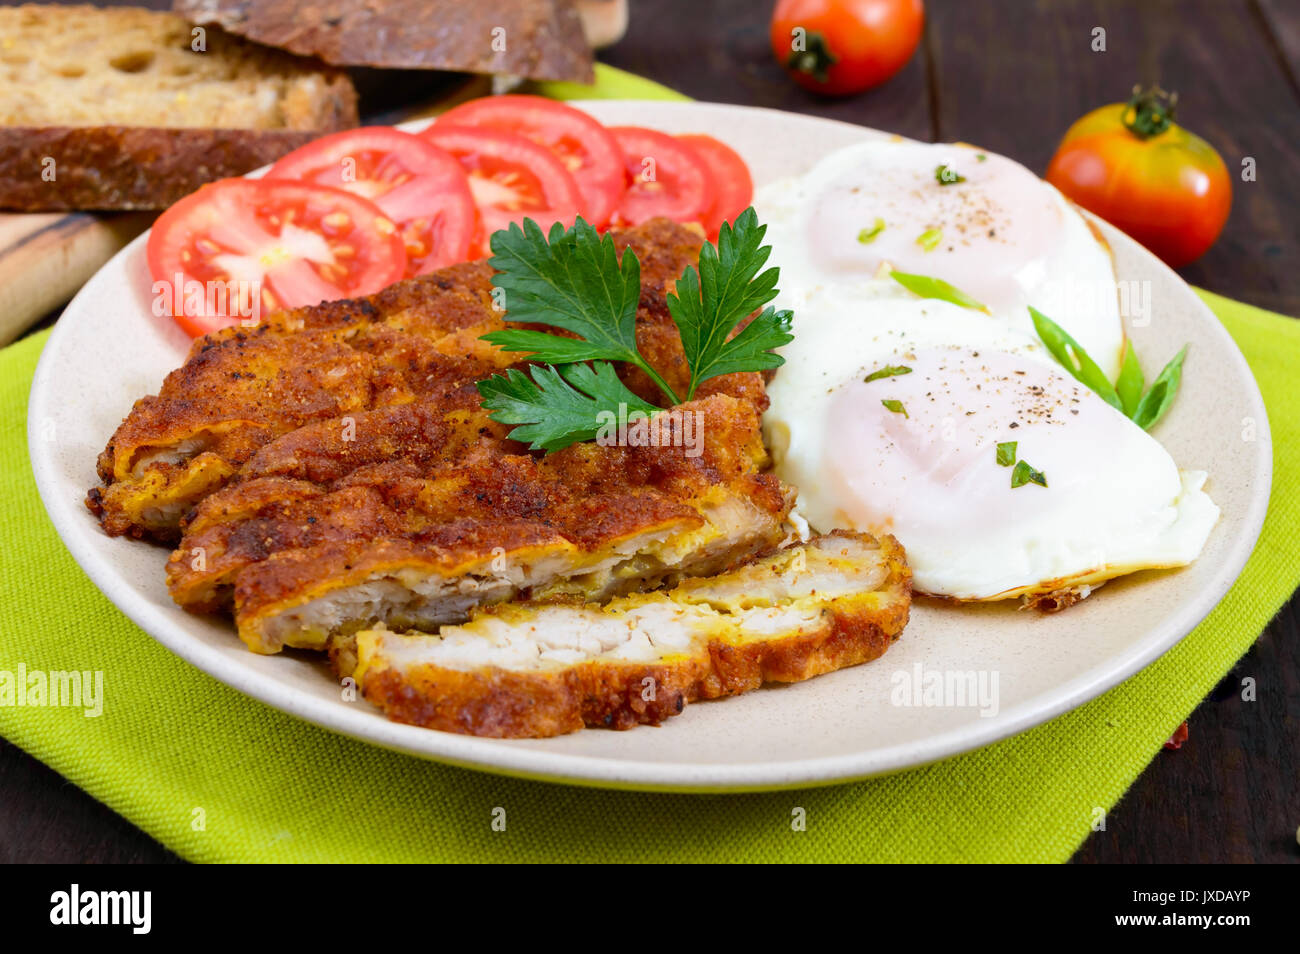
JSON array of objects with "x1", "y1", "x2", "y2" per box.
[
  {"x1": 174, "y1": 0, "x2": 595, "y2": 83},
  {"x1": 0, "y1": 5, "x2": 358, "y2": 210}
]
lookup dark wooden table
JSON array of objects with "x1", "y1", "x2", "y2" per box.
[{"x1": 2, "y1": 0, "x2": 1297, "y2": 864}]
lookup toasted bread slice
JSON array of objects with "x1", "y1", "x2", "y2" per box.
[
  {"x1": 0, "y1": 5, "x2": 357, "y2": 210},
  {"x1": 344, "y1": 531, "x2": 911, "y2": 738},
  {"x1": 175, "y1": 0, "x2": 595, "y2": 82}
]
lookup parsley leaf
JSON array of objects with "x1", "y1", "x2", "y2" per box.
[
  {"x1": 996, "y1": 441, "x2": 1018, "y2": 467},
  {"x1": 477, "y1": 362, "x2": 661, "y2": 453},
  {"x1": 476, "y1": 208, "x2": 794, "y2": 452},
  {"x1": 881, "y1": 399, "x2": 909, "y2": 418},
  {"x1": 666, "y1": 207, "x2": 794, "y2": 400},
  {"x1": 482, "y1": 217, "x2": 681, "y2": 404}
]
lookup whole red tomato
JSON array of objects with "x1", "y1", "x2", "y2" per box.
[
  {"x1": 1045, "y1": 86, "x2": 1232, "y2": 268},
  {"x1": 770, "y1": 0, "x2": 924, "y2": 96}
]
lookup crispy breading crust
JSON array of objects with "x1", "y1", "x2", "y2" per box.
[
  {"x1": 88, "y1": 219, "x2": 723, "y2": 542},
  {"x1": 91, "y1": 217, "x2": 798, "y2": 658},
  {"x1": 350, "y1": 532, "x2": 911, "y2": 738},
  {"x1": 167, "y1": 392, "x2": 789, "y2": 651}
]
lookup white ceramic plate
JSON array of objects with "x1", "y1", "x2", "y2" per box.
[{"x1": 28, "y1": 101, "x2": 1272, "y2": 791}]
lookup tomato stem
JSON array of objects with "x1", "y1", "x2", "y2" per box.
[
  {"x1": 786, "y1": 30, "x2": 838, "y2": 84},
  {"x1": 1122, "y1": 84, "x2": 1178, "y2": 139}
]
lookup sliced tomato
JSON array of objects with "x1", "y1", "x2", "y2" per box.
[
  {"x1": 146, "y1": 178, "x2": 406, "y2": 337},
  {"x1": 420, "y1": 124, "x2": 583, "y2": 254},
  {"x1": 676, "y1": 134, "x2": 754, "y2": 237},
  {"x1": 607, "y1": 126, "x2": 716, "y2": 229},
  {"x1": 435, "y1": 96, "x2": 623, "y2": 228},
  {"x1": 267, "y1": 126, "x2": 475, "y2": 277}
]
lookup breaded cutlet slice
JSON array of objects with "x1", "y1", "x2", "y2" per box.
[
  {"x1": 168, "y1": 393, "x2": 792, "y2": 654},
  {"x1": 341, "y1": 531, "x2": 911, "y2": 738},
  {"x1": 86, "y1": 259, "x2": 510, "y2": 540},
  {"x1": 87, "y1": 218, "x2": 762, "y2": 541}
]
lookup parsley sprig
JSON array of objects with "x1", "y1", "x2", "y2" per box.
[
  {"x1": 476, "y1": 208, "x2": 794, "y2": 452},
  {"x1": 476, "y1": 363, "x2": 661, "y2": 453},
  {"x1": 667, "y1": 208, "x2": 794, "y2": 399},
  {"x1": 480, "y1": 216, "x2": 681, "y2": 404}
]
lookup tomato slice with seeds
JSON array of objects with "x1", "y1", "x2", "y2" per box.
[
  {"x1": 267, "y1": 126, "x2": 476, "y2": 277},
  {"x1": 146, "y1": 178, "x2": 407, "y2": 338},
  {"x1": 676, "y1": 134, "x2": 754, "y2": 238},
  {"x1": 435, "y1": 96, "x2": 624, "y2": 228},
  {"x1": 420, "y1": 124, "x2": 584, "y2": 254},
  {"x1": 607, "y1": 126, "x2": 716, "y2": 229}
]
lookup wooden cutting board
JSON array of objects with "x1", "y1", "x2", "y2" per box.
[{"x1": 0, "y1": 211, "x2": 155, "y2": 346}]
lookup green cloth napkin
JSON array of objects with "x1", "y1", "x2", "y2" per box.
[{"x1": 1, "y1": 67, "x2": 1297, "y2": 863}]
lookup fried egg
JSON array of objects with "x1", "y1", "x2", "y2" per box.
[
  {"x1": 755, "y1": 139, "x2": 1127, "y2": 378},
  {"x1": 763, "y1": 292, "x2": 1219, "y2": 600}
]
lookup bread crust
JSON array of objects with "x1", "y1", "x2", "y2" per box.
[
  {"x1": 0, "y1": 120, "x2": 356, "y2": 212},
  {"x1": 0, "y1": 6, "x2": 359, "y2": 210},
  {"x1": 173, "y1": 0, "x2": 595, "y2": 82}
]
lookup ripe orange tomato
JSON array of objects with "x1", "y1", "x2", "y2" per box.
[
  {"x1": 1045, "y1": 87, "x2": 1232, "y2": 268},
  {"x1": 770, "y1": 0, "x2": 924, "y2": 96}
]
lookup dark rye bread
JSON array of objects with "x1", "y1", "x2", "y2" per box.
[
  {"x1": 173, "y1": 0, "x2": 595, "y2": 83},
  {"x1": 0, "y1": 5, "x2": 358, "y2": 211}
]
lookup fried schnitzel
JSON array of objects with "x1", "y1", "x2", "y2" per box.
[
  {"x1": 88, "y1": 219, "x2": 757, "y2": 541},
  {"x1": 169, "y1": 391, "x2": 790, "y2": 653},
  {"x1": 91, "y1": 219, "x2": 792, "y2": 653},
  {"x1": 343, "y1": 531, "x2": 911, "y2": 737}
]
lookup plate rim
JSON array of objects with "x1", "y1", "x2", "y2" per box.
[{"x1": 26, "y1": 99, "x2": 1274, "y2": 792}]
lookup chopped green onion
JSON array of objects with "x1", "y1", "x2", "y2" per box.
[
  {"x1": 857, "y1": 218, "x2": 886, "y2": 244},
  {"x1": 1011, "y1": 459, "x2": 1047, "y2": 488},
  {"x1": 935, "y1": 164, "x2": 966, "y2": 185},
  {"x1": 1115, "y1": 340, "x2": 1144, "y2": 417},
  {"x1": 916, "y1": 228, "x2": 943, "y2": 252},
  {"x1": 864, "y1": 364, "x2": 912, "y2": 383},
  {"x1": 881, "y1": 399, "x2": 909, "y2": 418},
  {"x1": 890, "y1": 271, "x2": 987, "y2": 311},
  {"x1": 1028, "y1": 306, "x2": 1123, "y2": 412},
  {"x1": 1131, "y1": 346, "x2": 1188, "y2": 431}
]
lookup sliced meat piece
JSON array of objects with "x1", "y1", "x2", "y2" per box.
[
  {"x1": 344, "y1": 531, "x2": 911, "y2": 738},
  {"x1": 168, "y1": 393, "x2": 792, "y2": 653},
  {"x1": 87, "y1": 261, "x2": 508, "y2": 540},
  {"x1": 88, "y1": 218, "x2": 742, "y2": 541}
]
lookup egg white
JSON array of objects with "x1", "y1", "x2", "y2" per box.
[
  {"x1": 763, "y1": 283, "x2": 1219, "y2": 601},
  {"x1": 755, "y1": 139, "x2": 1127, "y2": 379}
]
